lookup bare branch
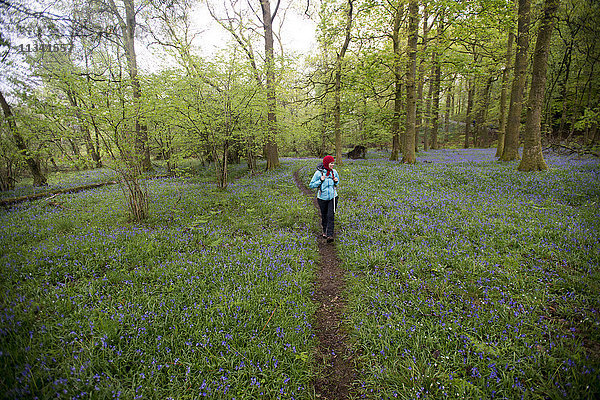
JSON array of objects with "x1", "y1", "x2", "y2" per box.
[{"x1": 271, "y1": 0, "x2": 281, "y2": 23}]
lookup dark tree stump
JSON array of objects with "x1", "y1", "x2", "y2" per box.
[{"x1": 347, "y1": 145, "x2": 366, "y2": 159}]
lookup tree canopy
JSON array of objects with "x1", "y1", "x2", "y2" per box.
[{"x1": 1, "y1": 0, "x2": 598, "y2": 205}]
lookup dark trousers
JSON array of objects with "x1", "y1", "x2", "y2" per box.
[{"x1": 317, "y1": 196, "x2": 338, "y2": 237}]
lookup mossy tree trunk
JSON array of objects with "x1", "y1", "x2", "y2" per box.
[
  {"x1": 444, "y1": 88, "x2": 451, "y2": 146},
  {"x1": 463, "y1": 80, "x2": 475, "y2": 148},
  {"x1": 496, "y1": 30, "x2": 515, "y2": 157},
  {"x1": 430, "y1": 21, "x2": 442, "y2": 151},
  {"x1": 415, "y1": 4, "x2": 429, "y2": 153},
  {"x1": 109, "y1": 0, "x2": 151, "y2": 171},
  {"x1": 475, "y1": 75, "x2": 494, "y2": 147},
  {"x1": 518, "y1": 0, "x2": 560, "y2": 171},
  {"x1": 260, "y1": 0, "x2": 281, "y2": 170},
  {"x1": 65, "y1": 89, "x2": 102, "y2": 168},
  {"x1": 402, "y1": 0, "x2": 419, "y2": 164},
  {"x1": 0, "y1": 90, "x2": 47, "y2": 187},
  {"x1": 390, "y1": 2, "x2": 404, "y2": 161},
  {"x1": 423, "y1": 62, "x2": 434, "y2": 152},
  {"x1": 334, "y1": 0, "x2": 353, "y2": 166},
  {"x1": 501, "y1": 0, "x2": 531, "y2": 161}
]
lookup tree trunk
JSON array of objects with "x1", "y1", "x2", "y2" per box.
[
  {"x1": 0, "y1": 90, "x2": 47, "y2": 186},
  {"x1": 0, "y1": 159, "x2": 15, "y2": 191},
  {"x1": 496, "y1": 29, "x2": 515, "y2": 157},
  {"x1": 475, "y1": 75, "x2": 493, "y2": 147},
  {"x1": 68, "y1": 139, "x2": 82, "y2": 170},
  {"x1": 66, "y1": 89, "x2": 102, "y2": 168},
  {"x1": 54, "y1": 139, "x2": 78, "y2": 167},
  {"x1": 113, "y1": 0, "x2": 151, "y2": 171},
  {"x1": 518, "y1": 0, "x2": 560, "y2": 171},
  {"x1": 557, "y1": 43, "x2": 573, "y2": 139},
  {"x1": 423, "y1": 63, "x2": 434, "y2": 151},
  {"x1": 334, "y1": 0, "x2": 353, "y2": 165},
  {"x1": 591, "y1": 124, "x2": 599, "y2": 145},
  {"x1": 83, "y1": 49, "x2": 104, "y2": 168},
  {"x1": 213, "y1": 140, "x2": 229, "y2": 188},
  {"x1": 402, "y1": 0, "x2": 419, "y2": 164},
  {"x1": 245, "y1": 133, "x2": 257, "y2": 174},
  {"x1": 247, "y1": 149, "x2": 256, "y2": 174},
  {"x1": 390, "y1": 3, "x2": 404, "y2": 161},
  {"x1": 463, "y1": 80, "x2": 474, "y2": 148},
  {"x1": 565, "y1": 48, "x2": 594, "y2": 142},
  {"x1": 456, "y1": 80, "x2": 462, "y2": 117},
  {"x1": 69, "y1": 138, "x2": 81, "y2": 157},
  {"x1": 430, "y1": 18, "x2": 442, "y2": 151},
  {"x1": 85, "y1": 124, "x2": 103, "y2": 168},
  {"x1": 260, "y1": 0, "x2": 280, "y2": 170},
  {"x1": 501, "y1": 0, "x2": 531, "y2": 161},
  {"x1": 444, "y1": 89, "x2": 451, "y2": 146},
  {"x1": 415, "y1": 5, "x2": 429, "y2": 153},
  {"x1": 320, "y1": 108, "x2": 328, "y2": 157},
  {"x1": 570, "y1": 45, "x2": 598, "y2": 141}
]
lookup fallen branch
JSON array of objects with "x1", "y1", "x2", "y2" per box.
[
  {"x1": 1, "y1": 174, "x2": 171, "y2": 207},
  {"x1": 0, "y1": 181, "x2": 116, "y2": 207},
  {"x1": 543, "y1": 143, "x2": 600, "y2": 157}
]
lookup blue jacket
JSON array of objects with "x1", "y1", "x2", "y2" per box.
[{"x1": 309, "y1": 163, "x2": 339, "y2": 200}]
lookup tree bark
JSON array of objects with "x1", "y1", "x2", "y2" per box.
[
  {"x1": 110, "y1": 0, "x2": 151, "y2": 171},
  {"x1": 260, "y1": 0, "x2": 281, "y2": 170},
  {"x1": 430, "y1": 17, "x2": 442, "y2": 151},
  {"x1": 557, "y1": 40, "x2": 574, "y2": 138},
  {"x1": 423, "y1": 63, "x2": 433, "y2": 151},
  {"x1": 518, "y1": 0, "x2": 560, "y2": 171},
  {"x1": 402, "y1": 0, "x2": 419, "y2": 164},
  {"x1": 66, "y1": 89, "x2": 102, "y2": 168},
  {"x1": 106, "y1": 0, "x2": 147, "y2": 169},
  {"x1": 475, "y1": 75, "x2": 494, "y2": 147},
  {"x1": 213, "y1": 140, "x2": 229, "y2": 188},
  {"x1": 456, "y1": 80, "x2": 462, "y2": 117},
  {"x1": 501, "y1": 0, "x2": 531, "y2": 161},
  {"x1": 591, "y1": 125, "x2": 599, "y2": 145},
  {"x1": 545, "y1": 8, "x2": 580, "y2": 140},
  {"x1": 0, "y1": 90, "x2": 47, "y2": 186},
  {"x1": 496, "y1": 29, "x2": 515, "y2": 157},
  {"x1": 84, "y1": 124, "x2": 103, "y2": 168},
  {"x1": 415, "y1": 4, "x2": 429, "y2": 153},
  {"x1": 390, "y1": 3, "x2": 404, "y2": 161},
  {"x1": 83, "y1": 49, "x2": 104, "y2": 168},
  {"x1": 444, "y1": 89, "x2": 451, "y2": 146},
  {"x1": 463, "y1": 80, "x2": 475, "y2": 148},
  {"x1": 333, "y1": 0, "x2": 353, "y2": 165}
]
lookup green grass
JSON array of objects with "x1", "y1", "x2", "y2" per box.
[
  {"x1": 1, "y1": 160, "x2": 319, "y2": 399},
  {"x1": 2, "y1": 149, "x2": 599, "y2": 399},
  {"x1": 297, "y1": 148, "x2": 600, "y2": 399}
]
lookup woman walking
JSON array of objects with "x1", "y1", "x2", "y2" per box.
[{"x1": 309, "y1": 155, "x2": 339, "y2": 243}]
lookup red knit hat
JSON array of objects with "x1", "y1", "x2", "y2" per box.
[{"x1": 323, "y1": 155, "x2": 335, "y2": 176}]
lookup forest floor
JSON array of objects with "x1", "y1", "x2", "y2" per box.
[
  {"x1": 1, "y1": 148, "x2": 599, "y2": 399},
  {"x1": 293, "y1": 169, "x2": 356, "y2": 399}
]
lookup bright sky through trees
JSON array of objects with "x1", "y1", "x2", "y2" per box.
[{"x1": 140, "y1": 1, "x2": 318, "y2": 72}]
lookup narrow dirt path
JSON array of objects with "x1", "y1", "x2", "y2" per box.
[{"x1": 293, "y1": 168, "x2": 355, "y2": 399}]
